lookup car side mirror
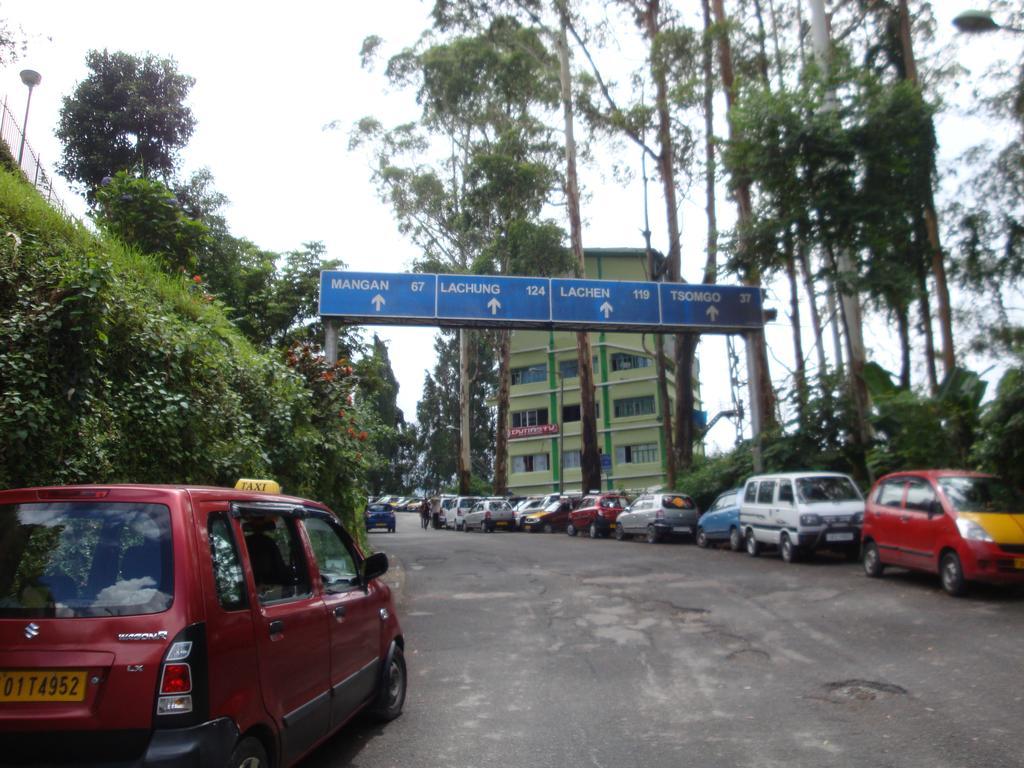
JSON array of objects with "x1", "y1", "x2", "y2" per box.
[{"x1": 361, "y1": 552, "x2": 389, "y2": 583}]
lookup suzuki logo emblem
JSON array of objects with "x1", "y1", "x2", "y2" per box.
[{"x1": 24, "y1": 622, "x2": 40, "y2": 639}]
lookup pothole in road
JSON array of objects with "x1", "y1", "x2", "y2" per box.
[
  {"x1": 726, "y1": 648, "x2": 771, "y2": 664},
  {"x1": 824, "y1": 679, "x2": 908, "y2": 701}
]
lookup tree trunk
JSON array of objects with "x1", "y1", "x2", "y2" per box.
[
  {"x1": 639, "y1": 0, "x2": 697, "y2": 471},
  {"x1": 783, "y1": 233, "x2": 807, "y2": 428},
  {"x1": 827, "y1": 276, "x2": 845, "y2": 378},
  {"x1": 917, "y1": 266, "x2": 939, "y2": 394},
  {"x1": 711, "y1": 0, "x2": 777, "y2": 471},
  {"x1": 458, "y1": 328, "x2": 472, "y2": 494},
  {"x1": 647, "y1": 251, "x2": 675, "y2": 488},
  {"x1": 896, "y1": 306, "x2": 911, "y2": 390},
  {"x1": 809, "y1": 0, "x2": 871, "y2": 461},
  {"x1": 557, "y1": 5, "x2": 601, "y2": 493},
  {"x1": 701, "y1": 0, "x2": 718, "y2": 287},
  {"x1": 796, "y1": 243, "x2": 828, "y2": 380},
  {"x1": 493, "y1": 328, "x2": 511, "y2": 495},
  {"x1": 896, "y1": 0, "x2": 955, "y2": 379}
]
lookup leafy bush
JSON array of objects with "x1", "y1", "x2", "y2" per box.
[
  {"x1": 0, "y1": 170, "x2": 375, "y2": 537},
  {"x1": 972, "y1": 367, "x2": 1024, "y2": 488}
]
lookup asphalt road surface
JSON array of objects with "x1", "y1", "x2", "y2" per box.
[{"x1": 306, "y1": 512, "x2": 1024, "y2": 768}]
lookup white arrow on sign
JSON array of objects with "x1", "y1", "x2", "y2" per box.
[
  {"x1": 706, "y1": 305, "x2": 719, "y2": 322},
  {"x1": 599, "y1": 301, "x2": 614, "y2": 319},
  {"x1": 487, "y1": 298, "x2": 502, "y2": 315},
  {"x1": 371, "y1": 294, "x2": 386, "y2": 311}
]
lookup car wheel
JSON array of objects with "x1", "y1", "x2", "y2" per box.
[
  {"x1": 370, "y1": 645, "x2": 407, "y2": 721},
  {"x1": 615, "y1": 523, "x2": 626, "y2": 541},
  {"x1": 589, "y1": 523, "x2": 602, "y2": 539},
  {"x1": 780, "y1": 533, "x2": 797, "y2": 563},
  {"x1": 940, "y1": 551, "x2": 967, "y2": 597},
  {"x1": 729, "y1": 527, "x2": 742, "y2": 552},
  {"x1": 696, "y1": 527, "x2": 708, "y2": 548},
  {"x1": 745, "y1": 530, "x2": 760, "y2": 557},
  {"x1": 862, "y1": 541, "x2": 884, "y2": 578},
  {"x1": 566, "y1": 522, "x2": 577, "y2": 537},
  {"x1": 543, "y1": 523, "x2": 554, "y2": 534},
  {"x1": 227, "y1": 737, "x2": 268, "y2": 768},
  {"x1": 646, "y1": 525, "x2": 659, "y2": 544}
]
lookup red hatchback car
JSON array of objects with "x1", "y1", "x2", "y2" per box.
[
  {"x1": 0, "y1": 483, "x2": 406, "y2": 767},
  {"x1": 861, "y1": 470, "x2": 1024, "y2": 596},
  {"x1": 566, "y1": 494, "x2": 629, "y2": 538}
]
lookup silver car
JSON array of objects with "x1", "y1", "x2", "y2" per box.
[
  {"x1": 464, "y1": 499, "x2": 515, "y2": 532},
  {"x1": 615, "y1": 492, "x2": 700, "y2": 543},
  {"x1": 452, "y1": 496, "x2": 481, "y2": 531}
]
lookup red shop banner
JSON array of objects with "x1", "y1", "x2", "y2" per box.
[{"x1": 508, "y1": 424, "x2": 560, "y2": 439}]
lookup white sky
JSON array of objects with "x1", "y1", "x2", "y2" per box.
[{"x1": 1, "y1": 1, "x2": 1016, "y2": 453}]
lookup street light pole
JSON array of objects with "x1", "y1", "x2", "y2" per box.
[{"x1": 17, "y1": 70, "x2": 41, "y2": 169}]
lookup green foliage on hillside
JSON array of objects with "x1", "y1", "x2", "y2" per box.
[{"x1": 0, "y1": 170, "x2": 375, "y2": 533}]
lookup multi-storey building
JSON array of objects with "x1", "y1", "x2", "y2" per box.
[{"x1": 506, "y1": 248, "x2": 701, "y2": 495}]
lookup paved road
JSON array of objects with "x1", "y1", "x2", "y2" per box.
[{"x1": 306, "y1": 512, "x2": 1024, "y2": 768}]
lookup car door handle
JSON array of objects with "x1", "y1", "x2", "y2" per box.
[
  {"x1": 268, "y1": 620, "x2": 285, "y2": 636},
  {"x1": 333, "y1": 605, "x2": 347, "y2": 619},
  {"x1": 900, "y1": 515, "x2": 909, "y2": 523}
]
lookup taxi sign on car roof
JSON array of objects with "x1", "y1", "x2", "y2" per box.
[{"x1": 234, "y1": 478, "x2": 281, "y2": 494}]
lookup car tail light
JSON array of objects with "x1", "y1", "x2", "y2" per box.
[
  {"x1": 656, "y1": 508, "x2": 665, "y2": 519},
  {"x1": 160, "y1": 663, "x2": 192, "y2": 694},
  {"x1": 485, "y1": 510, "x2": 492, "y2": 519},
  {"x1": 155, "y1": 624, "x2": 208, "y2": 726}
]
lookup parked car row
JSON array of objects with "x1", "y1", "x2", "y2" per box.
[{"x1": 432, "y1": 469, "x2": 1024, "y2": 597}]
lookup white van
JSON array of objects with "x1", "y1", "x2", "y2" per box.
[
  {"x1": 739, "y1": 472, "x2": 864, "y2": 562},
  {"x1": 438, "y1": 495, "x2": 458, "y2": 529}
]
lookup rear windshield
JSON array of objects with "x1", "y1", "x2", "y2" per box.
[
  {"x1": 795, "y1": 477, "x2": 862, "y2": 503},
  {"x1": 0, "y1": 502, "x2": 173, "y2": 619},
  {"x1": 938, "y1": 477, "x2": 1024, "y2": 514}
]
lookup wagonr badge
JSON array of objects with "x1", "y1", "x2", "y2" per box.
[{"x1": 117, "y1": 631, "x2": 169, "y2": 641}]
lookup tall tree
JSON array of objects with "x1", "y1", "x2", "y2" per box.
[
  {"x1": 711, "y1": 0, "x2": 778, "y2": 470},
  {"x1": 355, "y1": 17, "x2": 565, "y2": 493},
  {"x1": 363, "y1": 335, "x2": 416, "y2": 495},
  {"x1": 57, "y1": 50, "x2": 196, "y2": 195}
]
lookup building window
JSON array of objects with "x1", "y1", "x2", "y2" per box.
[
  {"x1": 511, "y1": 408, "x2": 548, "y2": 428},
  {"x1": 511, "y1": 363, "x2": 547, "y2": 385},
  {"x1": 562, "y1": 450, "x2": 581, "y2": 469},
  {"x1": 558, "y1": 356, "x2": 599, "y2": 379},
  {"x1": 613, "y1": 395, "x2": 656, "y2": 418},
  {"x1": 561, "y1": 403, "x2": 600, "y2": 423},
  {"x1": 611, "y1": 353, "x2": 652, "y2": 371},
  {"x1": 615, "y1": 443, "x2": 658, "y2": 464},
  {"x1": 512, "y1": 453, "x2": 550, "y2": 473}
]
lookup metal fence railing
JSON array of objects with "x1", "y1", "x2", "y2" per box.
[{"x1": 0, "y1": 94, "x2": 73, "y2": 219}]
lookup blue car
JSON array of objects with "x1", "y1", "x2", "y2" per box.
[
  {"x1": 696, "y1": 489, "x2": 743, "y2": 551},
  {"x1": 365, "y1": 502, "x2": 396, "y2": 533}
]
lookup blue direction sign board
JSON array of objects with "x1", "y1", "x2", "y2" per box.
[
  {"x1": 550, "y1": 278, "x2": 661, "y2": 327},
  {"x1": 659, "y1": 283, "x2": 762, "y2": 331},
  {"x1": 319, "y1": 272, "x2": 436, "y2": 320},
  {"x1": 320, "y1": 271, "x2": 765, "y2": 333},
  {"x1": 600, "y1": 453, "x2": 612, "y2": 472},
  {"x1": 436, "y1": 274, "x2": 550, "y2": 324}
]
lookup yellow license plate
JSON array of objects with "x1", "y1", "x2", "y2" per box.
[
  {"x1": 0, "y1": 670, "x2": 87, "y2": 702},
  {"x1": 1015, "y1": 558, "x2": 1024, "y2": 570}
]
